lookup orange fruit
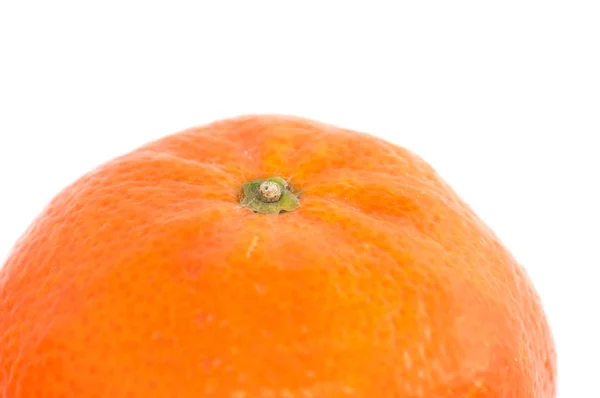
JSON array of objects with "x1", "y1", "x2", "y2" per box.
[{"x1": 0, "y1": 115, "x2": 555, "y2": 397}]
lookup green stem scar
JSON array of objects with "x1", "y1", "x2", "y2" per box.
[{"x1": 240, "y1": 176, "x2": 300, "y2": 214}]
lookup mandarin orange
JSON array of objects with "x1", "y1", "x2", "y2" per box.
[{"x1": 0, "y1": 115, "x2": 556, "y2": 397}]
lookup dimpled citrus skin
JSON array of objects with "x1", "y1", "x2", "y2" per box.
[{"x1": 0, "y1": 115, "x2": 555, "y2": 397}]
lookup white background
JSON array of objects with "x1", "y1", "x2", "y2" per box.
[{"x1": 1, "y1": 2, "x2": 598, "y2": 396}]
